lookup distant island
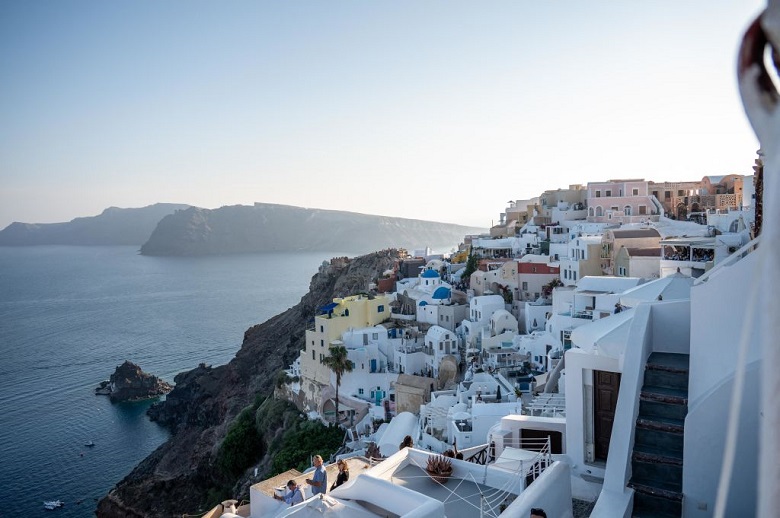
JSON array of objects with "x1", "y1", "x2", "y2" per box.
[
  {"x1": 139, "y1": 203, "x2": 484, "y2": 256},
  {"x1": 0, "y1": 203, "x2": 190, "y2": 246},
  {"x1": 0, "y1": 202, "x2": 484, "y2": 254}
]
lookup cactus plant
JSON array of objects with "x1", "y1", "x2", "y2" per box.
[{"x1": 425, "y1": 454, "x2": 453, "y2": 484}]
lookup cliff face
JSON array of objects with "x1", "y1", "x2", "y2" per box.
[
  {"x1": 96, "y1": 249, "x2": 403, "y2": 517},
  {"x1": 0, "y1": 203, "x2": 190, "y2": 246},
  {"x1": 140, "y1": 203, "x2": 484, "y2": 256}
]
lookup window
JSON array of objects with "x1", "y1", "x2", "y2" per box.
[
  {"x1": 606, "y1": 190, "x2": 612, "y2": 197},
  {"x1": 639, "y1": 205, "x2": 647, "y2": 215},
  {"x1": 562, "y1": 330, "x2": 572, "y2": 350},
  {"x1": 595, "y1": 190, "x2": 601, "y2": 198},
  {"x1": 624, "y1": 206, "x2": 632, "y2": 216},
  {"x1": 596, "y1": 206, "x2": 603, "y2": 217},
  {"x1": 377, "y1": 305, "x2": 385, "y2": 313},
  {"x1": 372, "y1": 333, "x2": 378, "y2": 340},
  {"x1": 522, "y1": 282, "x2": 528, "y2": 291},
  {"x1": 320, "y1": 325, "x2": 324, "y2": 333},
  {"x1": 665, "y1": 191, "x2": 671, "y2": 200},
  {"x1": 446, "y1": 315, "x2": 450, "y2": 322},
  {"x1": 632, "y1": 188, "x2": 639, "y2": 196},
  {"x1": 321, "y1": 339, "x2": 324, "y2": 347},
  {"x1": 573, "y1": 272, "x2": 577, "y2": 280},
  {"x1": 358, "y1": 388, "x2": 364, "y2": 395},
  {"x1": 312, "y1": 350, "x2": 316, "y2": 360},
  {"x1": 652, "y1": 190, "x2": 659, "y2": 198},
  {"x1": 678, "y1": 190, "x2": 684, "y2": 196}
]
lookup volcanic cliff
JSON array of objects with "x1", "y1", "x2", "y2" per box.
[
  {"x1": 139, "y1": 203, "x2": 483, "y2": 256},
  {"x1": 95, "y1": 249, "x2": 403, "y2": 517}
]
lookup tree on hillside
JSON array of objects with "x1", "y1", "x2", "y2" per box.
[
  {"x1": 322, "y1": 345, "x2": 354, "y2": 425},
  {"x1": 462, "y1": 252, "x2": 479, "y2": 287}
]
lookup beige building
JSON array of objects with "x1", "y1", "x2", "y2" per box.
[
  {"x1": 648, "y1": 180, "x2": 705, "y2": 218},
  {"x1": 560, "y1": 235, "x2": 603, "y2": 286},
  {"x1": 614, "y1": 247, "x2": 661, "y2": 279},
  {"x1": 492, "y1": 198, "x2": 539, "y2": 237},
  {"x1": 394, "y1": 374, "x2": 434, "y2": 414},
  {"x1": 648, "y1": 175, "x2": 745, "y2": 220},
  {"x1": 600, "y1": 228, "x2": 661, "y2": 275},
  {"x1": 300, "y1": 294, "x2": 392, "y2": 385}
]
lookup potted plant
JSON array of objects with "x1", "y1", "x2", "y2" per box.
[{"x1": 425, "y1": 454, "x2": 453, "y2": 484}]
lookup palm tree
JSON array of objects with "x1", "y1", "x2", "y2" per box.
[{"x1": 322, "y1": 345, "x2": 353, "y2": 425}]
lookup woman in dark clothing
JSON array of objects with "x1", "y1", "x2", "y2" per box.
[{"x1": 331, "y1": 459, "x2": 349, "y2": 490}]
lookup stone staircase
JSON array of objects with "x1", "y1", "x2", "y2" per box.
[{"x1": 629, "y1": 352, "x2": 690, "y2": 518}]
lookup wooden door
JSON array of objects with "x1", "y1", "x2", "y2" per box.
[{"x1": 594, "y1": 370, "x2": 621, "y2": 461}]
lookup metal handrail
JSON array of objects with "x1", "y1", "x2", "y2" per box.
[{"x1": 693, "y1": 235, "x2": 760, "y2": 285}]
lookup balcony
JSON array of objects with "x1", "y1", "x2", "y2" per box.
[{"x1": 572, "y1": 309, "x2": 593, "y2": 320}]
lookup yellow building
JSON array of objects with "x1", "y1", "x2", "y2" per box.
[{"x1": 301, "y1": 294, "x2": 392, "y2": 384}]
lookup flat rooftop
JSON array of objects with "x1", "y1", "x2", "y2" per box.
[{"x1": 387, "y1": 463, "x2": 518, "y2": 518}]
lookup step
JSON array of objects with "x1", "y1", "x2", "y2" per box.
[
  {"x1": 643, "y1": 368, "x2": 688, "y2": 392},
  {"x1": 639, "y1": 398, "x2": 688, "y2": 422},
  {"x1": 640, "y1": 385, "x2": 688, "y2": 406},
  {"x1": 631, "y1": 458, "x2": 682, "y2": 492},
  {"x1": 633, "y1": 443, "x2": 683, "y2": 463},
  {"x1": 631, "y1": 485, "x2": 682, "y2": 518},
  {"x1": 629, "y1": 481, "x2": 683, "y2": 502},
  {"x1": 636, "y1": 416, "x2": 684, "y2": 434},
  {"x1": 634, "y1": 425, "x2": 684, "y2": 454},
  {"x1": 646, "y1": 352, "x2": 690, "y2": 373}
]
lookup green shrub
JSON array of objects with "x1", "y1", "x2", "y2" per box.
[
  {"x1": 271, "y1": 420, "x2": 345, "y2": 475},
  {"x1": 216, "y1": 407, "x2": 264, "y2": 479}
]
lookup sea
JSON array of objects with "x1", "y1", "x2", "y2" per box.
[{"x1": 0, "y1": 245, "x2": 342, "y2": 517}]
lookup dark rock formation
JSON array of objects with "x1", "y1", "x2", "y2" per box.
[
  {"x1": 96, "y1": 249, "x2": 403, "y2": 517},
  {"x1": 140, "y1": 203, "x2": 484, "y2": 256},
  {"x1": 0, "y1": 203, "x2": 190, "y2": 246},
  {"x1": 106, "y1": 361, "x2": 173, "y2": 403}
]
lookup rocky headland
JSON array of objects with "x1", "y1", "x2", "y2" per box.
[
  {"x1": 96, "y1": 249, "x2": 403, "y2": 517},
  {"x1": 0, "y1": 203, "x2": 189, "y2": 246},
  {"x1": 97, "y1": 361, "x2": 173, "y2": 403},
  {"x1": 139, "y1": 203, "x2": 483, "y2": 256}
]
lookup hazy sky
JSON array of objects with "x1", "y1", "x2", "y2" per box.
[{"x1": 0, "y1": 1, "x2": 764, "y2": 229}]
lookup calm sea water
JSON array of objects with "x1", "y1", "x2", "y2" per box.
[{"x1": 0, "y1": 246, "x2": 338, "y2": 516}]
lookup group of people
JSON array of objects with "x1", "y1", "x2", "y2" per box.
[{"x1": 273, "y1": 454, "x2": 350, "y2": 506}]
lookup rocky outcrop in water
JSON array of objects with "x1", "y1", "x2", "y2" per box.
[
  {"x1": 139, "y1": 203, "x2": 483, "y2": 256},
  {"x1": 96, "y1": 249, "x2": 403, "y2": 517},
  {"x1": 104, "y1": 361, "x2": 173, "y2": 403}
]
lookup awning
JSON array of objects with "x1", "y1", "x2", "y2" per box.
[{"x1": 318, "y1": 302, "x2": 338, "y2": 313}]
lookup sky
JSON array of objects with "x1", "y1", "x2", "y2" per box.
[{"x1": 0, "y1": 0, "x2": 766, "y2": 229}]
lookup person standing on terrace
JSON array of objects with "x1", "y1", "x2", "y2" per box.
[{"x1": 306, "y1": 454, "x2": 327, "y2": 495}]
